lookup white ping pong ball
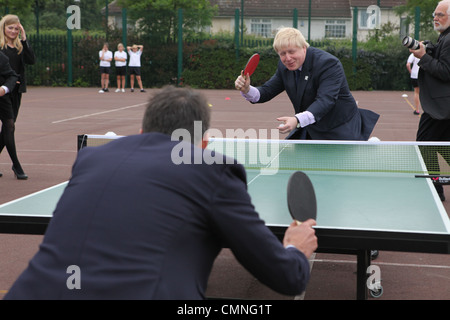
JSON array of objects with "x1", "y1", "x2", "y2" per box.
[{"x1": 278, "y1": 123, "x2": 284, "y2": 127}]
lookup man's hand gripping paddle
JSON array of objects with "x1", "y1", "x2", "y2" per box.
[
  {"x1": 287, "y1": 171, "x2": 317, "y2": 225},
  {"x1": 243, "y1": 53, "x2": 260, "y2": 77}
]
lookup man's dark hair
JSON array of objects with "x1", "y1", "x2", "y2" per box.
[{"x1": 142, "y1": 86, "x2": 210, "y2": 144}]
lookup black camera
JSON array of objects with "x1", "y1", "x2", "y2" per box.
[{"x1": 402, "y1": 36, "x2": 435, "y2": 55}]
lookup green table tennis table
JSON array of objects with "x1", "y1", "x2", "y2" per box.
[{"x1": 1, "y1": 137, "x2": 449, "y2": 299}]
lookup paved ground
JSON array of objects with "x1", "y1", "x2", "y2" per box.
[{"x1": 0, "y1": 87, "x2": 448, "y2": 300}]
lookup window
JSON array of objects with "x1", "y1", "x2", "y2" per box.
[
  {"x1": 400, "y1": 17, "x2": 409, "y2": 39},
  {"x1": 359, "y1": 6, "x2": 380, "y2": 29},
  {"x1": 251, "y1": 19, "x2": 271, "y2": 37},
  {"x1": 325, "y1": 20, "x2": 346, "y2": 38}
]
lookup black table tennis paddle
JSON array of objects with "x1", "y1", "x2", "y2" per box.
[{"x1": 287, "y1": 171, "x2": 317, "y2": 225}]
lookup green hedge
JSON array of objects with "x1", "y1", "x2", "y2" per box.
[
  {"x1": 182, "y1": 41, "x2": 412, "y2": 91},
  {"x1": 25, "y1": 34, "x2": 412, "y2": 91},
  {"x1": 181, "y1": 41, "x2": 280, "y2": 89}
]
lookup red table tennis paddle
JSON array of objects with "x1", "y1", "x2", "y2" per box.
[
  {"x1": 243, "y1": 53, "x2": 260, "y2": 77},
  {"x1": 287, "y1": 171, "x2": 317, "y2": 225}
]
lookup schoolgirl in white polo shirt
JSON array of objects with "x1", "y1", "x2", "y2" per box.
[{"x1": 127, "y1": 44, "x2": 145, "y2": 92}]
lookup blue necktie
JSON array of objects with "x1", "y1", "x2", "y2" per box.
[{"x1": 295, "y1": 70, "x2": 300, "y2": 90}]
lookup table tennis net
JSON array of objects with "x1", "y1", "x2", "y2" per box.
[
  {"x1": 77, "y1": 135, "x2": 450, "y2": 175},
  {"x1": 207, "y1": 139, "x2": 450, "y2": 175},
  {"x1": 77, "y1": 134, "x2": 124, "y2": 150}
]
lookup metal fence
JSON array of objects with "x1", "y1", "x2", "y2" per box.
[{"x1": 25, "y1": 32, "x2": 334, "y2": 88}]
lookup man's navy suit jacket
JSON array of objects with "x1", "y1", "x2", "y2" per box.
[
  {"x1": 5, "y1": 133, "x2": 310, "y2": 299},
  {"x1": 0, "y1": 51, "x2": 18, "y2": 92},
  {"x1": 257, "y1": 46, "x2": 379, "y2": 140},
  {"x1": 0, "y1": 51, "x2": 19, "y2": 112}
]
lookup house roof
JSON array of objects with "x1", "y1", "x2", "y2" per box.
[
  {"x1": 101, "y1": 0, "x2": 122, "y2": 15},
  {"x1": 350, "y1": 1, "x2": 406, "y2": 8},
  {"x1": 102, "y1": 0, "x2": 407, "y2": 19},
  {"x1": 211, "y1": 0, "x2": 406, "y2": 19}
]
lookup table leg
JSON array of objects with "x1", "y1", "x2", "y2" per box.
[{"x1": 356, "y1": 249, "x2": 370, "y2": 300}]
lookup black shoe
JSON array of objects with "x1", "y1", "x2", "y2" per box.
[
  {"x1": 413, "y1": 110, "x2": 420, "y2": 115},
  {"x1": 131, "y1": 88, "x2": 134, "y2": 92},
  {"x1": 0, "y1": 171, "x2": 2, "y2": 177},
  {"x1": 439, "y1": 192, "x2": 446, "y2": 201},
  {"x1": 12, "y1": 165, "x2": 28, "y2": 180},
  {"x1": 140, "y1": 89, "x2": 146, "y2": 92}
]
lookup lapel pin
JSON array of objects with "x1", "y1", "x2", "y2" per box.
[{"x1": 304, "y1": 76, "x2": 309, "y2": 80}]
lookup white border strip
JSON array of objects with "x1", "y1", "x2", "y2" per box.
[
  {"x1": 413, "y1": 145, "x2": 450, "y2": 233},
  {"x1": 82, "y1": 134, "x2": 125, "y2": 140},
  {"x1": 0, "y1": 181, "x2": 68, "y2": 217},
  {"x1": 266, "y1": 223, "x2": 450, "y2": 235},
  {"x1": 209, "y1": 137, "x2": 450, "y2": 146},
  {"x1": 79, "y1": 135, "x2": 450, "y2": 147}
]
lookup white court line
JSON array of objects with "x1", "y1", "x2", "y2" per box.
[
  {"x1": 296, "y1": 255, "x2": 449, "y2": 300},
  {"x1": 0, "y1": 162, "x2": 71, "y2": 167},
  {"x1": 247, "y1": 142, "x2": 288, "y2": 185},
  {"x1": 294, "y1": 253, "x2": 316, "y2": 300},
  {"x1": 13, "y1": 149, "x2": 75, "y2": 153},
  {"x1": 52, "y1": 102, "x2": 147, "y2": 124},
  {"x1": 311, "y1": 258, "x2": 450, "y2": 269}
]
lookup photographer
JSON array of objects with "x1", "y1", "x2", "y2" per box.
[{"x1": 410, "y1": 0, "x2": 450, "y2": 201}]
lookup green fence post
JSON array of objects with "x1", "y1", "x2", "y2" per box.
[
  {"x1": 35, "y1": 2, "x2": 39, "y2": 37},
  {"x1": 352, "y1": 6, "x2": 358, "y2": 75},
  {"x1": 414, "y1": 6, "x2": 420, "y2": 40},
  {"x1": 177, "y1": 8, "x2": 183, "y2": 87},
  {"x1": 105, "y1": 0, "x2": 109, "y2": 42},
  {"x1": 67, "y1": 13, "x2": 73, "y2": 86},
  {"x1": 240, "y1": 0, "x2": 244, "y2": 46},
  {"x1": 308, "y1": 0, "x2": 311, "y2": 42},
  {"x1": 122, "y1": 8, "x2": 128, "y2": 88},
  {"x1": 235, "y1": 9, "x2": 240, "y2": 60},
  {"x1": 293, "y1": 8, "x2": 298, "y2": 29}
]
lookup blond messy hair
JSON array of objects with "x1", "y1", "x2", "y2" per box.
[
  {"x1": 0, "y1": 14, "x2": 23, "y2": 54},
  {"x1": 273, "y1": 27, "x2": 309, "y2": 53}
]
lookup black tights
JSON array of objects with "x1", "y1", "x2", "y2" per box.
[{"x1": 0, "y1": 118, "x2": 24, "y2": 174}]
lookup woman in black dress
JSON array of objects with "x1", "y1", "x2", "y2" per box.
[{"x1": 0, "y1": 15, "x2": 35, "y2": 179}]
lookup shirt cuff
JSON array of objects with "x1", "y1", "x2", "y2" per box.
[
  {"x1": 1, "y1": 86, "x2": 9, "y2": 94},
  {"x1": 295, "y1": 111, "x2": 315, "y2": 128},
  {"x1": 241, "y1": 85, "x2": 260, "y2": 102}
]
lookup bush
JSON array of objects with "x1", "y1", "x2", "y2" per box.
[
  {"x1": 182, "y1": 42, "x2": 279, "y2": 89},
  {"x1": 24, "y1": 32, "x2": 414, "y2": 91},
  {"x1": 182, "y1": 40, "x2": 412, "y2": 91}
]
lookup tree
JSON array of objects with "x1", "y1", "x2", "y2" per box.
[
  {"x1": 35, "y1": 0, "x2": 105, "y2": 31},
  {"x1": 118, "y1": 0, "x2": 217, "y2": 41},
  {"x1": 395, "y1": 0, "x2": 440, "y2": 37},
  {"x1": 6, "y1": 0, "x2": 106, "y2": 32},
  {"x1": 0, "y1": 0, "x2": 34, "y2": 23}
]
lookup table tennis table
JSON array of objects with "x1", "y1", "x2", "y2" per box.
[{"x1": 1, "y1": 137, "x2": 449, "y2": 299}]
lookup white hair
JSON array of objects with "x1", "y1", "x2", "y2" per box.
[{"x1": 439, "y1": 0, "x2": 450, "y2": 14}]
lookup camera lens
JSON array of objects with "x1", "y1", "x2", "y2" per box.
[{"x1": 402, "y1": 36, "x2": 420, "y2": 50}]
